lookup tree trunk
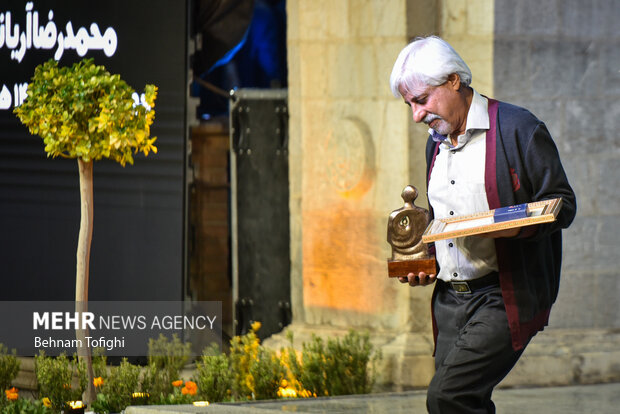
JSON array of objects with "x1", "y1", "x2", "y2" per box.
[{"x1": 76, "y1": 158, "x2": 95, "y2": 405}]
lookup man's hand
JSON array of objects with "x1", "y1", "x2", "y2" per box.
[{"x1": 398, "y1": 272, "x2": 437, "y2": 287}]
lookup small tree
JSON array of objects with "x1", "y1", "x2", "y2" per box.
[{"x1": 14, "y1": 58, "x2": 158, "y2": 404}]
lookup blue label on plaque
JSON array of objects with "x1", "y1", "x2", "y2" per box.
[{"x1": 494, "y1": 203, "x2": 528, "y2": 223}]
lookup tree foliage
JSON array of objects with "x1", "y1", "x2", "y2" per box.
[{"x1": 14, "y1": 58, "x2": 157, "y2": 166}]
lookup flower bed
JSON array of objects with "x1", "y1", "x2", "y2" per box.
[{"x1": 0, "y1": 326, "x2": 380, "y2": 413}]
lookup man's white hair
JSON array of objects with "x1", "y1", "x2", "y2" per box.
[{"x1": 389, "y1": 36, "x2": 472, "y2": 98}]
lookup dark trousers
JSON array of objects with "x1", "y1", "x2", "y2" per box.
[{"x1": 427, "y1": 281, "x2": 527, "y2": 414}]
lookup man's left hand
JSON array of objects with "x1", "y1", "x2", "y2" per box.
[{"x1": 398, "y1": 272, "x2": 436, "y2": 286}]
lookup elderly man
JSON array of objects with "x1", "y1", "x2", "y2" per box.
[{"x1": 390, "y1": 36, "x2": 576, "y2": 413}]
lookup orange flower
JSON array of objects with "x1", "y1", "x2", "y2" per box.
[
  {"x1": 42, "y1": 397, "x2": 51, "y2": 408},
  {"x1": 181, "y1": 380, "x2": 197, "y2": 396},
  {"x1": 93, "y1": 377, "x2": 104, "y2": 387},
  {"x1": 172, "y1": 380, "x2": 183, "y2": 387},
  {"x1": 5, "y1": 387, "x2": 18, "y2": 401}
]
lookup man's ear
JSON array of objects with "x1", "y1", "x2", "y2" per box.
[{"x1": 447, "y1": 73, "x2": 461, "y2": 90}]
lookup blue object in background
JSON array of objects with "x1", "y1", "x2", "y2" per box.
[{"x1": 195, "y1": 0, "x2": 287, "y2": 119}]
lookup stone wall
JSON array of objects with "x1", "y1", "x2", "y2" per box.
[
  {"x1": 287, "y1": 0, "x2": 422, "y2": 332},
  {"x1": 494, "y1": 0, "x2": 620, "y2": 331},
  {"x1": 493, "y1": 0, "x2": 620, "y2": 386}
]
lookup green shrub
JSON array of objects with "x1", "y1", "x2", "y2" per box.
[
  {"x1": 324, "y1": 330, "x2": 380, "y2": 395},
  {"x1": 229, "y1": 322, "x2": 265, "y2": 400},
  {"x1": 197, "y1": 326, "x2": 379, "y2": 402},
  {"x1": 91, "y1": 358, "x2": 140, "y2": 414},
  {"x1": 249, "y1": 347, "x2": 285, "y2": 400},
  {"x1": 141, "y1": 334, "x2": 191, "y2": 402},
  {"x1": 34, "y1": 352, "x2": 85, "y2": 414},
  {"x1": 297, "y1": 334, "x2": 328, "y2": 396},
  {"x1": 201, "y1": 322, "x2": 285, "y2": 401},
  {"x1": 1, "y1": 398, "x2": 49, "y2": 414},
  {"x1": 0, "y1": 344, "x2": 20, "y2": 394},
  {"x1": 194, "y1": 344, "x2": 232, "y2": 403},
  {"x1": 297, "y1": 330, "x2": 381, "y2": 397},
  {"x1": 91, "y1": 348, "x2": 108, "y2": 380}
]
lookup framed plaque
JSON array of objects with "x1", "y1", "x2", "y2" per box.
[{"x1": 422, "y1": 198, "x2": 563, "y2": 243}]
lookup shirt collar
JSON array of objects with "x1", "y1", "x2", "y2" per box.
[{"x1": 428, "y1": 89, "x2": 489, "y2": 149}]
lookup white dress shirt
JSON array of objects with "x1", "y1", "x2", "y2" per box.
[{"x1": 427, "y1": 90, "x2": 499, "y2": 282}]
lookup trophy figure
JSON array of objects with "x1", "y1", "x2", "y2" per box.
[{"x1": 387, "y1": 185, "x2": 436, "y2": 277}]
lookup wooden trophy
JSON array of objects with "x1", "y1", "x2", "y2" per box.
[{"x1": 387, "y1": 185, "x2": 436, "y2": 277}]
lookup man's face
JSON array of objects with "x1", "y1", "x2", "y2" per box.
[{"x1": 399, "y1": 77, "x2": 466, "y2": 137}]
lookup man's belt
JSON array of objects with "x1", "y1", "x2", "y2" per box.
[{"x1": 442, "y1": 271, "x2": 499, "y2": 294}]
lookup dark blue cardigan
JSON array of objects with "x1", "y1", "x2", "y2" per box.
[{"x1": 425, "y1": 99, "x2": 577, "y2": 351}]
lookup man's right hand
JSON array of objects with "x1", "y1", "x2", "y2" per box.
[{"x1": 398, "y1": 272, "x2": 437, "y2": 287}]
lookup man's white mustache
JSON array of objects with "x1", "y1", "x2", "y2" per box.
[{"x1": 424, "y1": 114, "x2": 442, "y2": 125}]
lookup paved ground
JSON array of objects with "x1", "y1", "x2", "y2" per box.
[{"x1": 126, "y1": 382, "x2": 620, "y2": 413}]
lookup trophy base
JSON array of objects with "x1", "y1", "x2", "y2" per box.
[{"x1": 387, "y1": 257, "x2": 437, "y2": 278}]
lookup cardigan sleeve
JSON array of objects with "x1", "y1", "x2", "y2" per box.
[{"x1": 522, "y1": 122, "x2": 577, "y2": 237}]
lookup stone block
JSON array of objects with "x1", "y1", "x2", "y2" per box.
[
  {"x1": 299, "y1": 44, "x2": 329, "y2": 99},
  {"x1": 286, "y1": 0, "x2": 300, "y2": 41},
  {"x1": 550, "y1": 270, "x2": 596, "y2": 329},
  {"x1": 602, "y1": 42, "x2": 620, "y2": 96},
  {"x1": 562, "y1": 99, "x2": 606, "y2": 154},
  {"x1": 466, "y1": 0, "x2": 494, "y2": 36},
  {"x1": 518, "y1": 0, "x2": 560, "y2": 36},
  {"x1": 502, "y1": 353, "x2": 574, "y2": 387},
  {"x1": 530, "y1": 39, "x2": 572, "y2": 99},
  {"x1": 301, "y1": 208, "x2": 402, "y2": 329},
  {"x1": 380, "y1": 332, "x2": 435, "y2": 387},
  {"x1": 286, "y1": 45, "x2": 302, "y2": 101},
  {"x1": 597, "y1": 215, "x2": 620, "y2": 245},
  {"x1": 376, "y1": 115, "x2": 410, "y2": 176},
  {"x1": 560, "y1": 216, "x2": 597, "y2": 274},
  {"x1": 594, "y1": 216, "x2": 620, "y2": 275},
  {"x1": 559, "y1": 0, "x2": 608, "y2": 39},
  {"x1": 493, "y1": 38, "x2": 532, "y2": 100},
  {"x1": 405, "y1": 284, "x2": 434, "y2": 332},
  {"x1": 609, "y1": 0, "x2": 620, "y2": 37},
  {"x1": 597, "y1": 158, "x2": 620, "y2": 208},
  {"x1": 502, "y1": 329, "x2": 620, "y2": 387},
  {"x1": 591, "y1": 0, "x2": 617, "y2": 38},
  {"x1": 493, "y1": 0, "x2": 520, "y2": 36},
  {"x1": 566, "y1": 41, "x2": 603, "y2": 98},
  {"x1": 325, "y1": 0, "x2": 349, "y2": 39},
  {"x1": 560, "y1": 156, "x2": 598, "y2": 217},
  {"x1": 297, "y1": 0, "x2": 329, "y2": 40},
  {"x1": 603, "y1": 97, "x2": 620, "y2": 145},
  {"x1": 394, "y1": 354, "x2": 436, "y2": 387},
  {"x1": 349, "y1": 0, "x2": 406, "y2": 38},
  {"x1": 304, "y1": 108, "x2": 379, "y2": 204},
  {"x1": 327, "y1": 42, "x2": 378, "y2": 99},
  {"x1": 440, "y1": 0, "x2": 467, "y2": 36},
  {"x1": 406, "y1": 0, "x2": 437, "y2": 38},
  {"x1": 593, "y1": 272, "x2": 620, "y2": 328},
  {"x1": 580, "y1": 350, "x2": 620, "y2": 383}
]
